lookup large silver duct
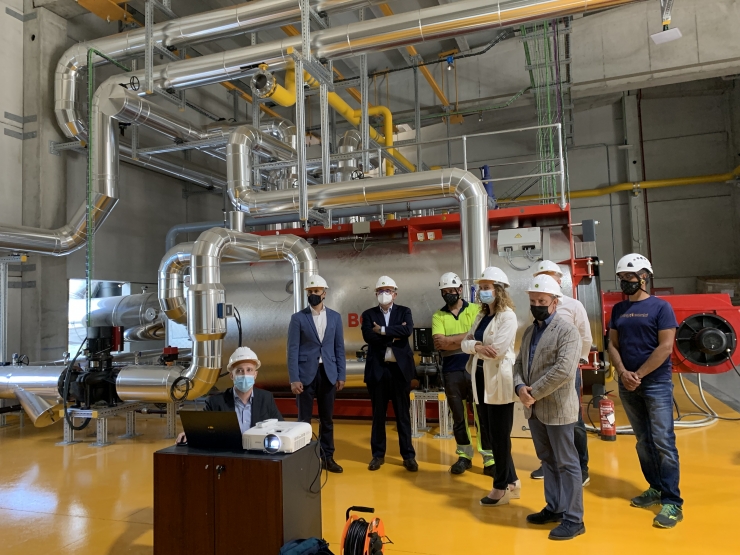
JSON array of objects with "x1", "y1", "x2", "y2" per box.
[
  {"x1": 78, "y1": 0, "x2": 636, "y2": 99},
  {"x1": 227, "y1": 125, "x2": 297, "y2": 212},
  {"x1": 0, "y1": 366, "x2": 65, "y2": 427},
  {"x1": 55, "y1": 0, "x2": 382, "y2": 140},
  {"x1": 57, "y1": 0, "x2": 639, "y2": 140},
  {"x1": 227, "y1": 166, "x2": 488, "y2": 296},
  {"x1": 336, "y1": 129, "x2": 362, "y2": 182},
  {"x1": 87, "y1": 293, "x2": 161, "y2": 328},
  {"x1": 117, "y1": 229, "x2": 317, "y2": 402},
  {"x1": 159, "y1": 242, "x2": 194, "y2": 325}
]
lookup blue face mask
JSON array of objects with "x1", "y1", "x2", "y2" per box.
[
  {"x1": 234, "y1": 375, "x2": 255, "y2": 393},
  {"x1": 479, "y1": 290, "x2": 495, "y2": 304}
]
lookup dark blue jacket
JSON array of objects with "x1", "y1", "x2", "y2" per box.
[
  {"x1": 361, "y1": 304, "x2": 416, "y2": 384},
  {"x1": 287, "y1": 306, "x2": 346, "y2": 385}
]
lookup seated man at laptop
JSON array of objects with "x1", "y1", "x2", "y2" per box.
[{"x1": 177, "y1": 346, "x2": 283, "y2": 443}]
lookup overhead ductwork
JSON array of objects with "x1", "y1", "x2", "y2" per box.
[
  {"x1": 55, "y1": 0, "x2": 382, "y2": 140},
  {"x1": 227, "y1": 125, "x2": 297, "y2": 212},
  {"x1": 226, "y1": 159, "x2": 488, "y2": 295}
]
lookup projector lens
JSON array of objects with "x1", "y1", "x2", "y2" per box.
[{"x1": 264, "y1": 434, "x2": 281, "y2": 454}]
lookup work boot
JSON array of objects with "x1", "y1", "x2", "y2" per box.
[
  {"x1": 526, "y1": 508, "x2": 564, "y2": 525},
  {"x1": 321, "y1": 457, "x2": 343, "y2": 474},
  {"x1": 653, "y1": 504, "x2": 683, "y2": 528},
  {"x1": 450, "y1": 457, "x2": 472, "y2": 475},
  {"x1": 530, "y1": 466, "x2": 544, "y2": 479},
  {"x1": 548, "y1": 520, "x2": 585, "y2": 540},
  {"x1": 368, "y1": 457, "x2": 385, "y2": 471},
  {"x1": 403, "y1": 458, "x2": 419, "y2": 472},
  {"x1": 631, "y1": 488, "x2": 662, "y2": 508}
]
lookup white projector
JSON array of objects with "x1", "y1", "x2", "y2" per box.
[{"x1": 242, "y1": 420, "x2": 313, "y2": 453}]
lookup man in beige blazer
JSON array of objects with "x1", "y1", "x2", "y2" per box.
[{"x1": 513, "y1": 275, "x2": 584, "y2": 541}]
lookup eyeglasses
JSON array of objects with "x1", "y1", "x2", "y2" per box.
[{"x1": 376, "y1": 288, "x2": 394, "y2": 295}]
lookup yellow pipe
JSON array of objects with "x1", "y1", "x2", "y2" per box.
[
  {"x1": 377, "y1": 4, "x2": 450, "y2": 107},
  {"x1": 499, "y1": 166, "x2": 740, "y2": 203},
  {"x1": 260, "y1": 63, "x2": 415, "y2": 175}
]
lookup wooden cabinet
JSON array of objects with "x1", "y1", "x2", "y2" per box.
[{"x1": 154, "y1": 444, "x2": 322, "y2": 555}]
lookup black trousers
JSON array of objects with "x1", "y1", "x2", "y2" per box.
[
  {"x1": 296, "y1": 363, "x2": 336, "y2": 458},
  {"x1": 445, "y1": 370, "x2": 492, "y2": 455},
  {"x1": 475, "y1": 365, "x2": 518, "y2": 489},
  {"x1": 367, "y1": 362, "x2": 416, "y2": 460}
]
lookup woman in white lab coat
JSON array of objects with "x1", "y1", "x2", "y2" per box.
[{"x1": 462, "y1": 266, "x2": 520, "y2": 506}]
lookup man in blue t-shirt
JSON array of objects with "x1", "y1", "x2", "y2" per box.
[{"x1": 607, "y1": 253, "x2": 682, "y2": 529}]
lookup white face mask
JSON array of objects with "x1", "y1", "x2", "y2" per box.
[{"x1": 377, "y1": 292, "x2": 393, "y2": 305}]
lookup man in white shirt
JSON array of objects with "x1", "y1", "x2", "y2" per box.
[
  {"x1": 361, "y1": 276, "x2": 418, "y2": 472},
  {"x1": 287, "y1": 275, "x2": 346, "y2": 473},
  {"x1": 530, "y1": 261, "x2": 593, "y2": 486}
]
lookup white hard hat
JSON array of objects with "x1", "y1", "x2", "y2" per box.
[
  {"x1": 375, "y1": 276, "x2": 397, "y2": 290},
  {"x1": 438, "y1": 272, "x2": 462, "y2": 290},
  {"x1": 533, "y1": 260, "x2": 563, "y2": 278},
  {"x1": 527, "y1": 274, "x2": 563, "y2": 298},
  {"x1": 616, "y1": 253, "x2": 653, "y2": 276},
  {"x1": 227, "y1": 346, "x2": 261, "y2": 371},
  {"x1": 474, "y1": 267, "x2": 510, "y2": 288},
  {"x1": 305, "y1": 275, "x2": 329, "y2": 289}
]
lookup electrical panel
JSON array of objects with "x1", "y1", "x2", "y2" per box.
[{"x1": 497, "y1": 227, "x2": 542, "y2": 258}]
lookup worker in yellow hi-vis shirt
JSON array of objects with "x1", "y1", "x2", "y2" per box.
[{"x1": 432, "y1": 272, "x2": 493, "y2": 476}]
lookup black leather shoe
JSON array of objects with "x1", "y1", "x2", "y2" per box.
[
  {"x1": 368, "y1": 457, "x2": 385, "y2": 471},
  {"x1": 549, "y1": 520, "x2": 585, "y2": 540},
  {"x1": 450, "y1": 457, "x2": 472, "y2": 475},
  {"x1": 527, "y1": 508, "x2": 564, "y2": 525},
  {"x1": 403, "y1": 458, "x2": 419, "y2": 472},
  {"x1": 321, "y1": 457, "x2": 343, "y2": 474}
]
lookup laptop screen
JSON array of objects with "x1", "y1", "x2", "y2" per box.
[{"x1": 180, "y1": 411, "x2": 244, "y2": 451}]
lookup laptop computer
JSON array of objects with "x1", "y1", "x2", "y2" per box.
[{"x1": 179, "y1": 411, "x2": 244, "y2": 451}]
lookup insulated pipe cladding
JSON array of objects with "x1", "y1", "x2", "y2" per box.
[
  {"x1": 226, "y1": 164, "x2": 489, "y2": 298},
  {"x1": 117, "y1": 230, "x2": 318, "y2": 402}
]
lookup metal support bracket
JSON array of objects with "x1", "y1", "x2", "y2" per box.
[
  {"x1": 289, "y1": 50, "x2": 334, "y2": 90},
  {"x1": 118, "y1": 410, "x2": 141, "y2": 439},
  {"x1": 49, "y1": 140, "x2": 84, "y2": 156},
  {"x1": 307, "y1": 209, "x2": 332, "y2": 229},
  {"x1": 166, "y1": 402, "x2": 177, "y2": 439},
  {"x1": 309, "y1": 8, "x2": 328, "y2": 29}
]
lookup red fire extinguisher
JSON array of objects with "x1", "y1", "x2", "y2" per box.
[{"x1": 599, "y1": 394, "x2": 616, "y2": 442}]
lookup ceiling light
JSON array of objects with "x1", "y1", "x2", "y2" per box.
[{"x1": 651, "y1": 27, "x2": 682, "y2": 44}]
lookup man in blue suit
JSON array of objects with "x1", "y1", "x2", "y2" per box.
[
  {"x1": 361, "y1": 275, "x2": 418, "y2": 472},
  {"x1": 287, "y1": 275, "x2": 346, "y2": 473}
]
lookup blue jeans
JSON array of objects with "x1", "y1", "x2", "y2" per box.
[{"x1": 618, "y1": 377, "x2": 682, "y2": 507}]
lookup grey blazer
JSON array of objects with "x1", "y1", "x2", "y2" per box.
[{"x1": 513, "y1": 315, "x2": 581, "y2": 426}]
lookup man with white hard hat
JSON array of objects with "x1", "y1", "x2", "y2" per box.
[
  {"x1": 432, "y1": 271, "x2": 492, "y2": 476},
  {"x1": 514, "y1": 275, "x2": 584, "y2": 540},
  {"x1": 530, "y1": 260, "x2": 592, "y2": 486},
  {"x1": 287, "y1": 275, "x2": 346, "y2": 473},
  {"x1": 608, "y1": 254, "x2": 682, "y2": 529},
  {"x1": 176, "y1": 346, "x2": 282, "y2": 444},
  {"x1": 361, "y1": 276, "x2": 418, "y2": 472}
]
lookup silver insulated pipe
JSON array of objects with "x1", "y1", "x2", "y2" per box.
[
  {"x1": 227, "y1": 165, "x2": 488, "y2": 297},
  {"x1": 117, "y1": 229, "x2": 317, "y2": 402},
  {"x1": 55, "y1": 0, "x2": 384, "y2": 140}
]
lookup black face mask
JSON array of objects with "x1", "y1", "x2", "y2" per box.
[
  {"x1": 442, "y1": 292, "x2": 460, "y2": 306},
  {"x1": 530, "y1": 304, "x2": 552, "y2": 322},
  {"x1": 307, "y1": 294, "x2": 323, "y2": 307},
  {"x1": 620, "y1": 280, "x2": 642, "y2": 296}
]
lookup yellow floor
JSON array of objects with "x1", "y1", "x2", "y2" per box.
[{"x1": 1, "y1": 379, "x2": 739, "y2": 555}]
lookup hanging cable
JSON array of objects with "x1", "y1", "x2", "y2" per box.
[
  {"x1": 233, "y1": 306, "x2": 243, "y2": 347},
  {"x1": 505, "y1": 249, "x2": 532, "y2": 271}
]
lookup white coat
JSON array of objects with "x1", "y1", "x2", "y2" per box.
[{"x1": 461, "y1": 306, "x2": 518, "y2": 405}]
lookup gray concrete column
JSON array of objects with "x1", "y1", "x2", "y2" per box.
[
  {"x1": 622, "y1": 93, "x2": 648, "y2": 257},
  {"x1": 20, "y1": 6, "x2": 69, "y2": 360}
]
